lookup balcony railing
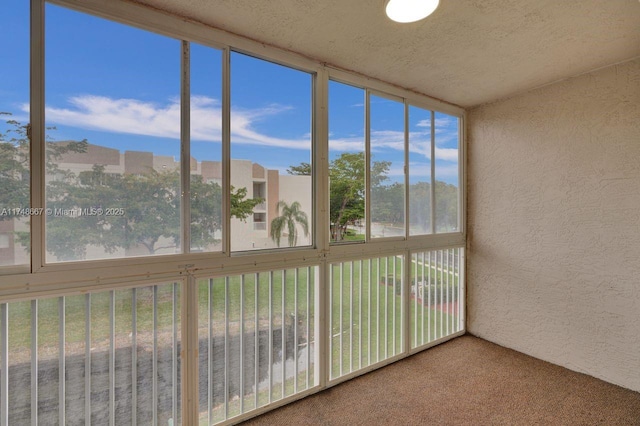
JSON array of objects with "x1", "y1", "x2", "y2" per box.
[{"x1": 0, "y1": 248, "x2": 463, "y2": 424}]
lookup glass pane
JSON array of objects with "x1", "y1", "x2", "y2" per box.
[
  {"x1": 369, "y1": 95, "x2": 405, "y2": 239},
  {"x1": 408, "y1": 106, "x2": 432, "y2": 236},
  {"x1": 0, "y1": 0, "x2": 30, "y2": 268},
  {"x1": 45, "y1": 5, "x2": 181, "y2": 262},
  {"x1": 190, "y1": 44, "x2": 223, "y2": 253},
  {"x1": 434, "y1": 112, "x2": 460, "y2": 233},
  {"x1": 328, "y1": 81, "x2": 365, "y2": 243},
  {"x1": 230, "y1": 53, "x2": 313, "y2": 251}
]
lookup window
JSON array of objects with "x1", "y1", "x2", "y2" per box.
[
  {"x1": 190, "y1": 43, "x2": 223, "y2": 253},
  {"x1": 408, "y1": 106, "x2": 433, "y2": 236},
  {"x1": 435, "y1": 112, "x2": 460, "y2": 233},
  {"x1": 230, "y1": 53, "x2": 313, "y2": 251},
  {"x1": 0, "y1": 0, "x2": 30, "y2": 267},
  {"x1": 328, "y1": 81, "x2": 365, "y2": 243},
  {"x1": 45, "y1": 4, "x2": 181, "y2": 262},
  {"x1": 369, "y1": 94, "x2": 405, "y2": 239}
]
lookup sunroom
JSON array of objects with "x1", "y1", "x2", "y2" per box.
[{"x1": 0, "y1": 0, "x2": 638, "y2": 424}]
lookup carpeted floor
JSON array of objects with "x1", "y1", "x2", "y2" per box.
[{"x1": 242, "y1": 335, "x2": 640, "y2": 425}]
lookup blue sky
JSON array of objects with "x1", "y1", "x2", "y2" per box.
[{"x1": 1, "y1": 1, "x2": 459, "y2": 185}]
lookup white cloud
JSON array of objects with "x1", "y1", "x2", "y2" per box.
[
  {"x1": 39, "y1": 94, "x2": 459, "y2": 158},
  {"x1": 42, "y1": 94, "x2": 311, "y2": 150}
]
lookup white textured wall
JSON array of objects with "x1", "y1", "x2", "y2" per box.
[{"x1": 467, "y1": 58, "x2": 640, "y2": 392}]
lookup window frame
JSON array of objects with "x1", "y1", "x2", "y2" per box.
[{"x1": 1, "y1": 0, "x2": 464, "y2": 290}]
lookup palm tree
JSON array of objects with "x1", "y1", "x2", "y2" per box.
[{"x1": 270, "y1": 200, "x2": 309, "y2": 247}]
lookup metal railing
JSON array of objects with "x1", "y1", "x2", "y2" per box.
[
  {"x1": 197, "y1": 267, "x2": 317, "y2": 425},
  {"x1": 0, "y1": 283, "x2": 181, "y2": 426},
  {"x1": 0, "y1": 248, "x2": 463, "y2": 425},
  {"x1": 411, "y1": 248, "x2": 464, "y2": 349},
  {"x1": 329, "y1": 255, "x2": 404, "y2": 380}
]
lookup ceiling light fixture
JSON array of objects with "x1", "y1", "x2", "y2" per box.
[{"x1": 385, "y1": 0, "x2": 440, "y2": 23}]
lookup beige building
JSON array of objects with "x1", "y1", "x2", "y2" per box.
[{"x1": 0, "y1": 142, "x2": 311, "y2": 264}]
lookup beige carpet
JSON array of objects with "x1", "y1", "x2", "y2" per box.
[{"x1": 242, "y1": 335, "x2": 640, "y2": 425}]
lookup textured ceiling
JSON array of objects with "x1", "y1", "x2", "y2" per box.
[{"x1": 131, "y1": 0, "x2": 640, "y2": 108}]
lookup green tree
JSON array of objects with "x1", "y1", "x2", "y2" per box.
[
  {"x1": 47, "y1": 164, "x2": 262, "y2": 259},
  {"x1": 270, "y1": 200, "x2": 309, "y2": 247},
  {"x1": 1, "y1": 115, "x2": 262, "y2": 261},
  {"x1": 288, "y1": 153, "x2": 391, "y2": 242},
  {"x1": 434, "y1": 180, "x2": 458, "y2": 232}
]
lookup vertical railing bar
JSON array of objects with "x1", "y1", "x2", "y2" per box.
[
  {"x1": 339, "y1": 264, "x2": 343, "y2": 377},
  {"x1": 328, "y1": 264, "x2": 333, "y2": 380},
  {"x1": 439, "y1": 250, "x2": 443, "y2": 339},
  {"x1": 281, "y1": 271, "x2": 286, "y2": 398},
  {"x1": 208, "y1": 279, "x2": 213, "y2": 423},
  {"x1": 460, "y1": 248, "x2": 466, "y2": 332},
  {"x1": 392, "y1": 256, "x2": 396, "y2": 355},
  {"x1": 349, "y1": 261, "x2": 354, "y2": 374},
  {"x1": 240, "y1": 275, "x2": 245, "y2": 414},
  {"x1": 30, "y1": 300, "x2": 37, "y2": 426},
  {"x1": 109, "y1": 291, "x2": 115, "y2": 426},
  {"x1": 268, "y1": 271, "x2": 273, "y2": 404},
  {"x1": 446, "y1": 249, "x2": 450, "y2": 335},
  {"x1": 421, "y1": 252, "x2": 425, "y2": 346},
  {"x1": 84, "y1": 294, "x2": 91, "y2": 426},
  {"x1": 446, "y1": 249, "x2": 450, "y2": 336},
  {"x1": 131, "y1": 289, "x2": 137, "y2": 426},
  {"x1": 172, "y1": 283, "x2": 178, "y2": 424},
  {"x1": 358, "y1": 259, "x2": 363, "y2": 371},
  {"x1": 413, "y1": 253, "x2": 418, "y2": 348},
  {"x1": 454, "y1": 249, "x2": 458, "y2": 332},
  {"x1": 59, "y1": 297, "x2": 66, "y2": 426},
  {"x1": 456, "y1": 248, "x2": 461, "y2": 332},
  {"x1": 459, "y1": 248, "x2": 463, "y2": 332},
  {"x1": 384, "y1": 257, "x2": 388, "y2": 360},
  {"x1": 254, "y1": 273, "x2": 259, "y2": 409},
  {"x1": 305, "y1": 267, "x2": 310, "y2": 389},
  {"x1": 294, "y1": 269, "x2": 299, "y2": 395},
  {"x1": 367, "y1": 260, "x2": 371, "y2": 367},
  {"x1": 454, "y1": 249, "x2": 458, "y2": 333},
  {"x1": 427, "y1": 252, "x2": 431, "y2": 343},
  {"x1": 152, "y1": 286, "x2": 158, "y2": 426},
  {"x1": 224, "y1": 276, "x2": 230, "y2": 420},
  {"x1": 1, "y1": 304, "x2": 8, "y2": 426},
  {"x1": 449, "y1": 249, "x2": 453, "y2": 335},
  {"x1": 402, "y1": 254, "x2": 407, "y2": 356},
  {"x1": 376, "y1": 258, "x2": 380, "y2": 363}
]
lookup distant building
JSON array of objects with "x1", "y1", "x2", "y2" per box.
[{"x1": 0, "y1": 142, "x2": 311, "y2": 265}]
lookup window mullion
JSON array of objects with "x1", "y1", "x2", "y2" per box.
[
  {"x1": 364, "y1": 90, "x2": 371, "y2": 242},
  {"x1": 31, "y1": 0, "x2": 45, "y2": 272},
  {"x1": 222, "y1": 48, "x2": 231, "y2": 255},
  {"x1": 181, "y1": 41, "x2": 191, "y2": 253},
  {"x1": 315, "y1": 68, "x2": 329, "y2": 252}
]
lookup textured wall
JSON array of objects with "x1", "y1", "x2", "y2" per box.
[{"x1": 467, "y1": 58, "x2": 640, "y2": 392}]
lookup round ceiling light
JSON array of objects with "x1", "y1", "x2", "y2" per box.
[{"x1": 385, "y1": 0, "x2": 440, "y2": 23}]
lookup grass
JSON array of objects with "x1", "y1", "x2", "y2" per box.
[{"x1": 6, "y1": 283, "x2": 179, "y2": 352}]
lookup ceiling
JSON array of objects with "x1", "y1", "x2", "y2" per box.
[{"x1": 131, "y1": 0, "x2": 640, "y2": 108}]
